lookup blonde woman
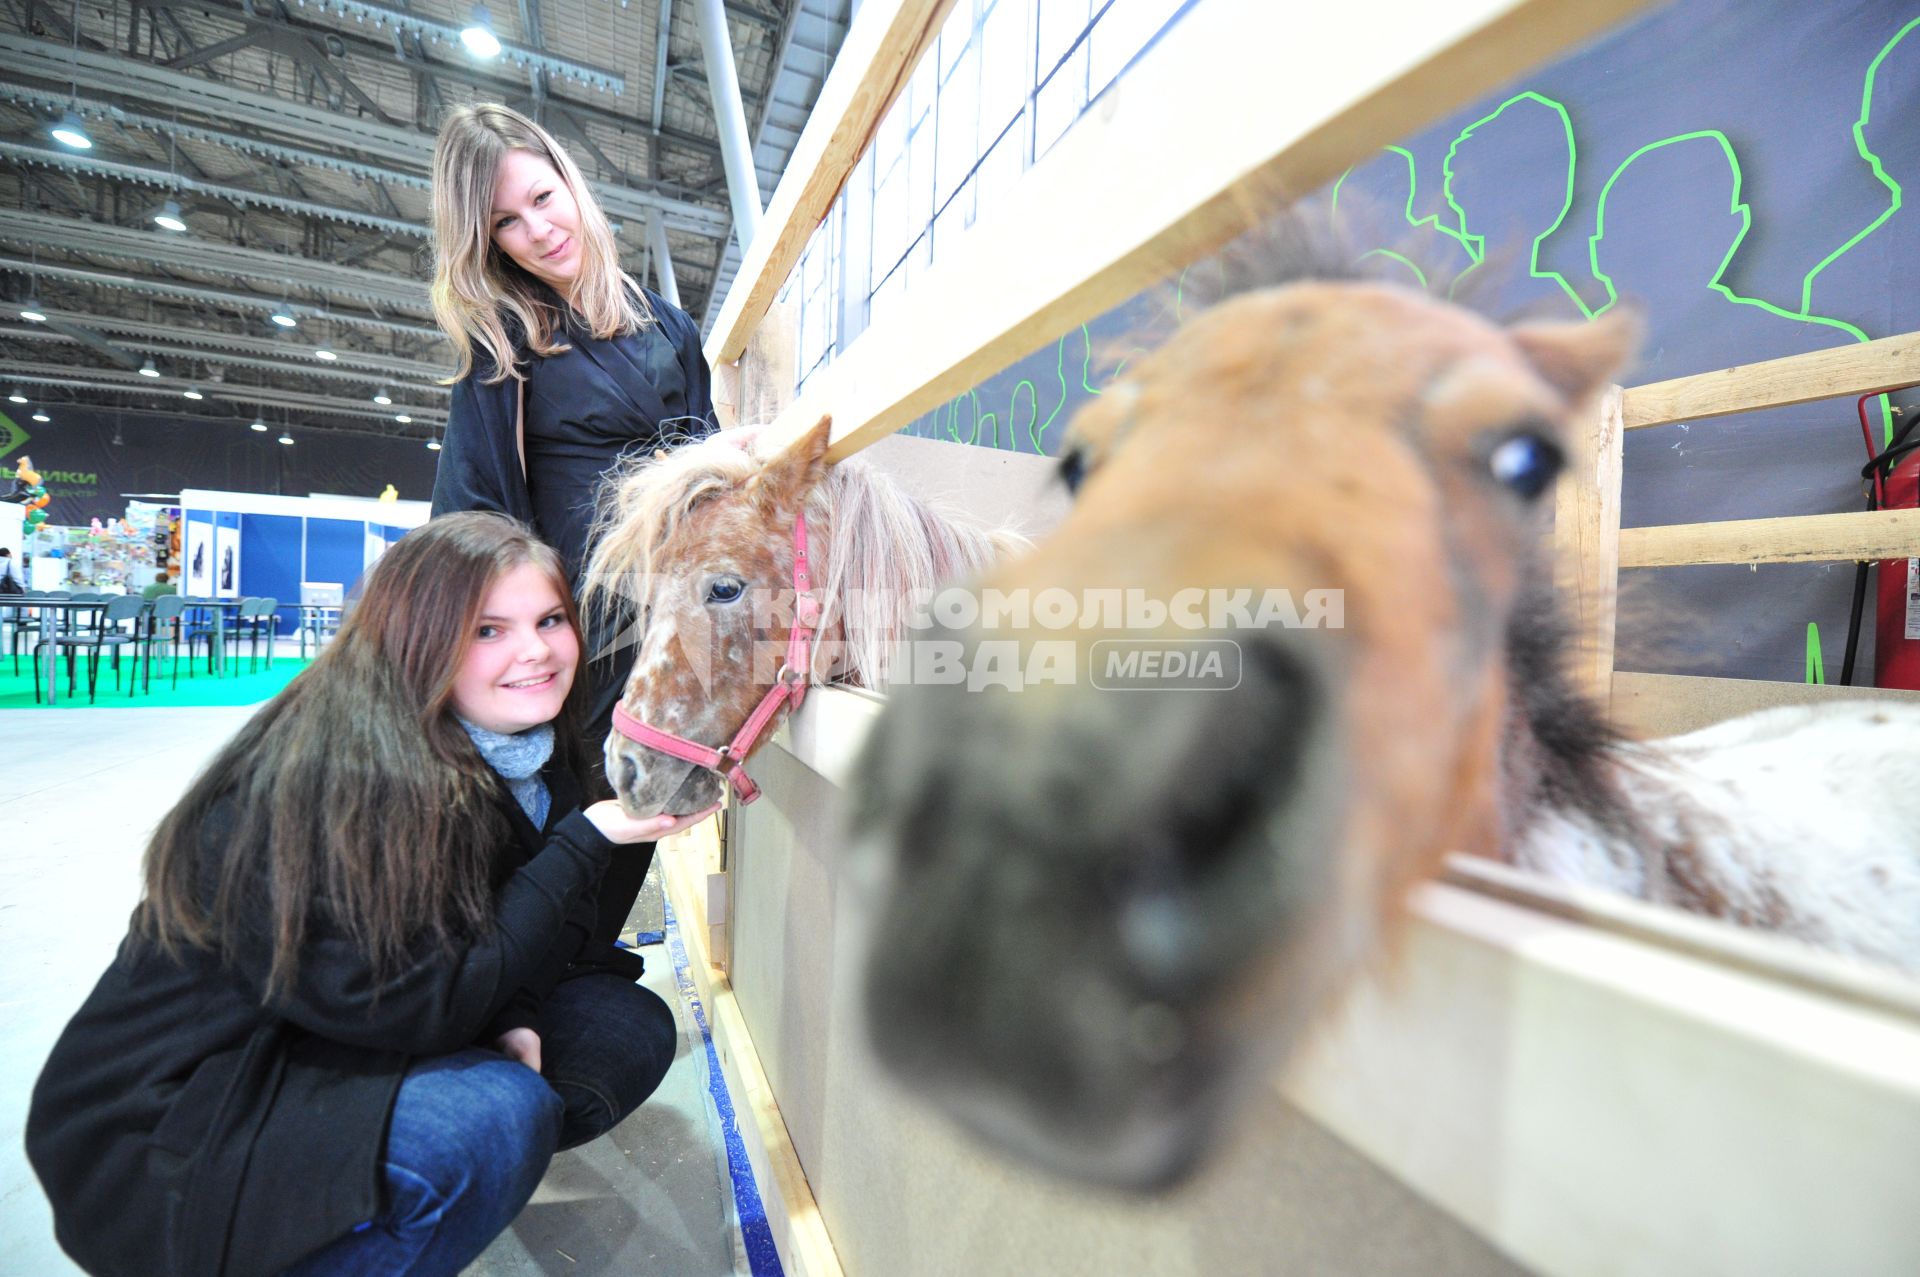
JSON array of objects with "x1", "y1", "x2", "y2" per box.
[{"x1": 430, "y1": 103, "x2": 716, "y2": 949}]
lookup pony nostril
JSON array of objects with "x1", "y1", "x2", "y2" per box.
[{"x1": 617, "y1": 753, "x2": 640, "y2": 794}]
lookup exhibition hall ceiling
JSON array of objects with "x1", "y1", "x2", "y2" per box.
[{"x1": 0, "y1": 0, "x2": 848, "y2": 440}]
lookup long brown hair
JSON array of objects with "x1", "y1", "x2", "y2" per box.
[
  {"x1": 139, "y1": 512, "x2": 588, "y2": 998},
  {"x1": 431, "y1": 103, "x2": 652, "y2": 384}
]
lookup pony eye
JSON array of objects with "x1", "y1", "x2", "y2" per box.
[
  {"x1": 1486, "y1": 433, "x2": 1563, "y2": 500},
  {"x1": 1057, "y1": 448, "x2": 1089, "y2": 495},
  {"x1": 706, "y1": 577, "x2": 745, "y2": 604}
]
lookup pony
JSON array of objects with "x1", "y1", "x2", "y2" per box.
[
  {"x1": 843, "y1": 241, "x2": 1920, "y2": 1192},
  {"x1": 583, "y1": 419, "x2": 1026, "y2": 817}
]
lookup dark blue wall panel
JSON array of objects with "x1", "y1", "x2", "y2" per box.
[
  {"x1": 305, "y1": 519, "x2": 366, "y2": 601},
  {"x1": 241, "y1": 513, "x2": 302, "y2": 635}
]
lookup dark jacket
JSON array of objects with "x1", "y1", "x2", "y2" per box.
[
  {"x1": 25, "y1": 767, "x2": 618, "y2": 1277},
  {"x1": 429, "y1": 288, "x2": 714, "y2": 550},
  {"x1": 430, "y1": 289, "x2": 716, "y2": 750}
]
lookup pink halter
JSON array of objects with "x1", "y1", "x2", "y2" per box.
[{"x1": 608, "y1": 512, "x2": 822, "y2": 805}]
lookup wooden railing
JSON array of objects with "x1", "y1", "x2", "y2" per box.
[{"x1": 1554, "y1": 331, "x2": 1920, "y2": 736}]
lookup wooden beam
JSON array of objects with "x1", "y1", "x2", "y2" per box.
[
  {"x1": 1553, "y1": 386, "x2": 1623, "y2": 704},
  {"x1": 705, "y1": 0, "x2": 957, "y2": 368},
  {"x1": 741, "y1": 0, "x2": 1658, "y2": 461},
  {"x1": 1619, "y1": 508, "x2": 1920, "y2": 568},
  {"x1": 1609, "y1": 671, "x2": 1920, "y2": 740},
  {"x1": 1623, "y1": 331, "x2": 1920, "y2": 430}
]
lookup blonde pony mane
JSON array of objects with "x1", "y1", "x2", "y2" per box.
[{"x1": 584, "y1": 431, "x2": 1026, "y2": 689}]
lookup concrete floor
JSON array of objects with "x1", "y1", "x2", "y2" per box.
[{"x1": 0, "y1": 704, "x2": 750, "y2": 1276}]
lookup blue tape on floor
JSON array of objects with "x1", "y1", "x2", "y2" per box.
[
  {"x1": 632, "y1": 929, "x2": 665, "y2": 947},
  {"x1": 663, "y1": 894, "x2": 785, "y2": 1277}
]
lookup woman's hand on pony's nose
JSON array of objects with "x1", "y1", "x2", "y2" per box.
[{"x1": 586, "y1": 800, "x2": 723, "y2": 844}]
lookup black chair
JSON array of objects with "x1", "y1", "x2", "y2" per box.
[{"x1": 35, "y1": 594, "x2": 144, "y2": 703}]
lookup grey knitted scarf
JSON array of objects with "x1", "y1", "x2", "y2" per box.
[{"x1": 459, "y1": 718, "x2": 555, "y2": 829}]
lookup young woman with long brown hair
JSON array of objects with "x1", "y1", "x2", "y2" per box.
[
  {"x1": 27, "y1": 513, "x2": 717, "y2": 1277},
  {"x1": 428, "y1": 102, "x2": 718, "y2": 951}
]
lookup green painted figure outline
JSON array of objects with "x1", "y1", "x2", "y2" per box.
[{"x1": 1797, "y1": 16, "x2": 1917, "y2": 321}]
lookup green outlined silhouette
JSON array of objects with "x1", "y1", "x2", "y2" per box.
[
  {"x1": 1329, "y1": 145, "x2": 1473, "y2": 291},
  {"x1": 1588, "y1": 129, "x2": 1890, "y2": 447},
  {"x1": 1443, "y1": 92, "x2": 1593, "y2": 316},
  {"x1": 1806, "y1": 622, "x2": 1826, "y2": 685},
  {"x1": 1588, "y1": 131, "x2": 1869, "y2": 340},
  {"x1": 914, "y1": 321, "x2": 1109, "y2": 455},
  {"x1": 1798, "y1": 16, "x2": 1917, "y2": 324}
]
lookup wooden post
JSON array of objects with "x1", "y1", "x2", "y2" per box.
[{"x1": 1554, "y1": 385, "x2": 1623, "y2": 708}]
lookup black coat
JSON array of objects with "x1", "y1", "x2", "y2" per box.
[
  {"x1": 25, "y1": 768, "x2": 618, "y2": 1277},
  {"x1": 429, "y1": 289, "x2": 715, "y2": 576},
  {"x1": 430, "y1": 290, "x2": 716, "y2": 755}
]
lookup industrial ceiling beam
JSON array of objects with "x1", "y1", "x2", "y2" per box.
[
  {"x1": 16, "y1": 308, "x2": 449, "y2": 378},
  {"x1": 0, "y1": 140, "x2": 430, "y2": 237},
  {"x1": 0, "y1": 32, "x2": 732, "y2": 236},
  {"x1": 0, "y1": 360, "x2": 448, "y2": 422},
  {"x1": 42, "y1": 316, "x2": 144, "y2": 369},
  {"x1": 0, "y1": 255, "x2": 445, "y2": 339},
  {"x1": 3, "y1": 325, "x2": 450, "y2": 390},
  {"x1": 0, "y1": 209, "x2": 431, "y2": 311},
  {"x1": 250, "y1": 0, "x2": 625, "y2": 92}
]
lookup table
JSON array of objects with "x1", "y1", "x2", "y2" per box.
[{"x1": 177, "y1": 598, "x2": 248, "y2": 676}]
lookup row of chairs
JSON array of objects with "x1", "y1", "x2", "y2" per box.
[{"x1": 3, "y1": 593, "x2": 282, "y2": 703}]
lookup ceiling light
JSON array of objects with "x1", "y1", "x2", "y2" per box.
[
  {"x1": 250, "y1": 418, "x2": 268, "y2": 432},
  {"x1": 314, "y1": 349, "x2": 337, "y2": 361},
  {"x1": 460, "y1": 9, "x2": 502, "y2": 58},
  {"x1": 394, "y1": 413, "x2": 412, "y2": 424},
  {"x1": 20, "y1": 300, "x2": 47, "y2": 323},
  {"x1": 426, "y1": 436, "x2": 443, "y2": 451},
  {"x1": 270, "y1": 305, "x2": 298, "y2": 329},
  {"x1": 373, "y1": 386, "x2": 392, "y2": 405},
  {"x1": 278, "y1": 432, "x2": 295, "y2": 445},
  {"x1": 139, "y1": 357, "x2": 160, "y2": 378},
  {"x1": 152, "y1": 199, "x2": 187, "y2": 232},
  {"x1": 50, "y1": 110, "x2": 92, "y2": 150},
  {"x1": 7, "y1": 389, "x2": 26, "y2": 404},
  {"x1": 182, "y1": 385, "x2": 204, "y2": 400},
  {"x1": 32, "y1": 410, "x2": 51, "y2": 423}
]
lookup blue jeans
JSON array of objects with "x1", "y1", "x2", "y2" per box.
[{"x1": 284, "y1": 976, "x2": 678, "y2": 1276}]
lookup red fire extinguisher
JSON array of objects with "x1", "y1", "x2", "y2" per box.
[{"x1": 1861, "y1": 392, "x2": 1920, "y2": 691}]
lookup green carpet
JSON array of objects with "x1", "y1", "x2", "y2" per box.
[{"x1": 0, "y1": 652, "x2": 312, "y2": 709}]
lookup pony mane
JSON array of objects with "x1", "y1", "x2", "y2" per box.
[
  {"x1": 1500, "y1": 573, "x2": 1641, "y2": 844},
  {"x1": 584, "y1": 430, "x2": 1025, "y2": 689}
]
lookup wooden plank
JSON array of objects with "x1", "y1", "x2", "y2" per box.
[
  {"x1": 1619, "y1": 508, "x2": 1920, "y2": 567},
  {"x1": 660, "y1": 827, "x2": 847, "y2": 1277},
  {"x1": 1622, "y1": 331, "x2": 1920, "y2": 430},
  {"x1": 737, "y1": 0, "x2": 1659, "y2": 461},
  {"x1": 704, "y1": 0, "x2": 958, "y2": 368},
  {"x1": 1283, "y1": 878, "x2": 1920, "y2": 1277},
  {"x1": 1608, "y1": 670, "x2": 1920, "y2": 739},
  {"x1": 1553, "y1": 386, "x2": 1623, "y2": 704}
]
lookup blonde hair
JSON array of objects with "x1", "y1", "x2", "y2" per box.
[{"x1": 431, "y1": 103, "x2": 654, "y2": 384}]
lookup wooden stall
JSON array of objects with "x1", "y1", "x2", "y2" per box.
[{"x1": 661, "y1": 1, "x2": 1920, "y2": 1273}]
